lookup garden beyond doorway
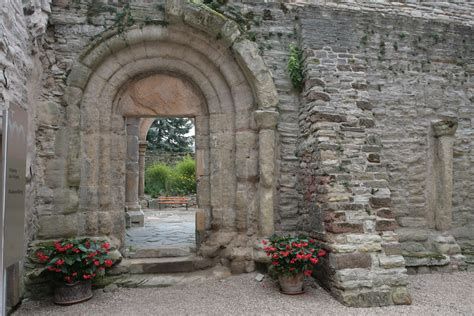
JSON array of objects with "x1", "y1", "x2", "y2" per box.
[{"x1": 125, "y1": 117, "x2": 197, "y2": 257}]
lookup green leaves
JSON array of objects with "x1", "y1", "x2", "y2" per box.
[
  {"x1": 145, "y1": 156, "x2": 196, "y2": 197},
  {"x1": 288, "y1": 43, "x2": 304, "y2": 91},
  {"x1": 146, "y1": 118, "x2": 194, "y2": 153}
]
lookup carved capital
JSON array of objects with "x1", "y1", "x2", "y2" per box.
[
  {"x1": 254, "y1": 110, "x2": 278, "y2": 130},
  {"x1": 432, "y1": 120, "x2": 458, "y2": 138},
  {"x1": 138, "y1": 141, "x2": 148, "y2": 155}
]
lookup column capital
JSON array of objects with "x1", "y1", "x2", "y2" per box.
[
  {"x1": 254, "y1": 110, "x2": 278, "y2": 130},
  {"x1": 432, "y1": 120, "x2": 458, "y2": 138}
]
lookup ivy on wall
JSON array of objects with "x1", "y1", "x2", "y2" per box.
[{"x1": 288, "y1": 43, "x2": 303, "y2": 91}]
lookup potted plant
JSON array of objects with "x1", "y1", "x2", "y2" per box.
[
  {"x1": 263, "y1": 235, "x2": 326, "y2": 294},
  {"x1": 34, "y1": 238, "x2": 114, "y2": 305}
]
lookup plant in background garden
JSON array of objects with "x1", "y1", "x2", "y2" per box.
[
  {"x1": 263, "y1": 234, "x2": 326, "y2": 294},
  {"x1": 145, "y1": 156, "x2": 196, "y2": 197}
]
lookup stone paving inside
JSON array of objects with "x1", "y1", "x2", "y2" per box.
[{"x1": 125, "y1": 208, "x2": 196, "y2": 250}]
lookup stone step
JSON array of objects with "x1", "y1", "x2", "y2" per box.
[
  {"x1": 124, "y1": 246, "x2": 195, "y2": 259},
  {"x1": 126, "y1": 257, "x2": 196, "y2": 274},
  {"x1": 111, "y1": 265, "x2": 231, "y2": 289}
]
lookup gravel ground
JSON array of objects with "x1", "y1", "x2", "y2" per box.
[{"x1": 14, "y1": 271, "x2": 474, "y2": 315}]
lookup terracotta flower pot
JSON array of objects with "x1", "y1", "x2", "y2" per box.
[
  {"x1": 278, "y1": 273, "x2": 305, "y2": 294},
  {"x1": 54, "y1": 280, "x2": 93, "y2": 305}
]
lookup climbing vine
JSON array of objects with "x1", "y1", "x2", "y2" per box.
[{"x1": 287, "y1": 43, "x2": 303, "y2": 91}]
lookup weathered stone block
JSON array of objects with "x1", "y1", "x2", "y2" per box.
[
  {"x1": 379, "y1": 255, "x2": 405, "y2": 269},
  {"x1": 326, "y1": 222, "x2": 364, "y2": 234},
  {"x1": 330, "y1": 252, "x2": 372, "y2": 270},
  {"x1": 391, "y1": 287, "x2": 412, "y2": 305},
  {"x1": 376, "y1": 219, "x2": 398, "y2": 232}
]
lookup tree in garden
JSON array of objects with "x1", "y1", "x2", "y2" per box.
[{"x1": 146, "y1": 118, "x2": 195, "y2": 152}]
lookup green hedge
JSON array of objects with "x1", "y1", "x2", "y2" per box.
[{"x1": 144, "y1": 156, "x2": 196, "y2": 197}]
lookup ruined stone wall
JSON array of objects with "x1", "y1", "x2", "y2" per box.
[
  {"x1": 1, "y1": 0, "x2": 50, "y2": 245},
  {"x1": 295, "y1": 2, "x2": 473, "y2": 277},
  {"x1": 1, "y1": 0, "x2": 51, "y2": 309}
]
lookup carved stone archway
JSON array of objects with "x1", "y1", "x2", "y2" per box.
[{"x1": 58, "y1": 1, "x2": 279, "y2": 263}]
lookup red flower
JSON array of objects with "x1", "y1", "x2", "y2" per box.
[
  {"x1": 272, "y1": 254, "x2": 279, "y2": 259},
  {"x1": 290, "y1": 258, "x2": 296, "y2": 264},
  {"x1": 72, "y1": 272, "x2": 78, "y2": 276},
  {"x1": 87, "y1": 251, "x2": 97, "y2": 258},
  {"x1": 310, "y1": 257, "x2": 319, "y2": 264},
  {"x1": 83, "y1": 274, "x2": 91, "y2": 280},
  {"x1": 318, "y1": 249, "x2": 327, "y2": 257},
  {"x1": 262, "y1": 239, "x2": 267, "y2": 245},
  {"x1": 36, "y1": 252, "x2": 49, "y2": 263},
  {"x1": 289, "y1": 267, "x2": 295, "y2": 272},
  {"x1": 271, "y1": 261, "x2": 279, "y2": 266},
  {"x1": 56, "y1": 259, "x2": 65, "y2": 266},
  {"x1": 309, "y1": 239, "x2": 316, "y2": 243},
  {"x1": 102, "y1": 242, "x2": 110, "y2": 250},
  {"x1": 303, "y1": 270, "x2": 312, "y2": 277},
  {"x1": 85, "y1": 240, "x2": 91, "y2": 248},
  {"x1": 64, "y1": 276, "x2": 73, "y2": 284},
  {"x1": 280, "y1": 251, "x2": 290, "y2": 257},
  {"x1": 104, "y1": 259, "x2": 113, "y2": 268},
  {"x1": 94, "y1": 260, "x2": 100, "y2": 266}
]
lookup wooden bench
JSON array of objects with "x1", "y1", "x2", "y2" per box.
[{"x1": 157, "y1": 196, "x2": 189, "y2": 209}]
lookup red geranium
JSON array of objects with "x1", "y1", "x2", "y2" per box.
[
  {"x1": 263, "y1": 235, "x2": 327, "y2": 277},
  {"x1": 34, "y1": 238, "x2": 115, "y2": 284}
]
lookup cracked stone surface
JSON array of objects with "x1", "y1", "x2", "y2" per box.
[{"x1": 125, "y1": 208, "x2": 196, "y2": 250}]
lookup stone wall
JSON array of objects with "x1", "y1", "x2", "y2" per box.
[
  {"x1": 292, "y1": 1, "x2": 472, "y2": 304},
  {"x1": 1, "y1": 0, "x2": 50, "y2": 309}
]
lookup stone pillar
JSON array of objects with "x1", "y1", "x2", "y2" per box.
[
  {"x1": 138, "y1": 141, "x2": 148, "y2": 199},
  {"x1": 125, "y1": 117, "x2": 144, "y2": 227},
  {"x1": 429, "y1": 120, "x2": 458, "y2": 231},
  {"x1": 254, "y1": 110, "x2": 278, "y2": 236}
]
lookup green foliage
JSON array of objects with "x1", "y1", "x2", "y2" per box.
[
  {"x1": 173, "y1": 156, "x2": 197, "y2": 195},
  {"x1": 145, "y1": 163, "x2": 173, "y2": 197},
  {"x1": 145, "y1": 156, "x2": 196, "y2": 197},
  {"x1": 114, "y1": 4, "x2": 135, "y2": 35},
  {"x1": 287, "y1": 43, "x2": 303, "y2": 91},
  {"x1": 147, "y1": 118, "x2": 194, "y2": 152}
]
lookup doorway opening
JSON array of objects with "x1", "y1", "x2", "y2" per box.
[{"x1": 125, "y1": 117, "x2": 197, "y2": 258}]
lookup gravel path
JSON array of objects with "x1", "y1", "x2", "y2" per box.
[{"x1": 14, "y1": 271, "x2": 474, "y2": 315}]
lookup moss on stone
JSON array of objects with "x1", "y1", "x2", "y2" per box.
[{"x1": 403, "y1": 252, "x2": 446, "y2": 261}]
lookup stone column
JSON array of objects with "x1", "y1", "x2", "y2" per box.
[
  {"x1": 125, "y1": 117, "x2": 144, "y2": 227},
  {"x1": 138, "y1": 141, "x2": 148, "y2": 199},
  {"x1": 429, "y1": 120, "x2": 458, "y2": 231},
  {"x1": 255, "y1": 110, "x2": 278, "y2": 236}
]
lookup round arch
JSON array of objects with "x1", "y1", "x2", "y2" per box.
[{"x1": 60, "y1": 1, "x2": 279, "y2": 261}]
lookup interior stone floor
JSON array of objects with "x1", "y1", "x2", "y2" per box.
[{"x1": 125, "y1": 208, "x2": 196, "y2": 250}]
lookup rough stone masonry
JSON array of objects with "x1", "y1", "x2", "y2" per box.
[{"x1": 0, "y1": 0, "x2": 472, "y2": 309}]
